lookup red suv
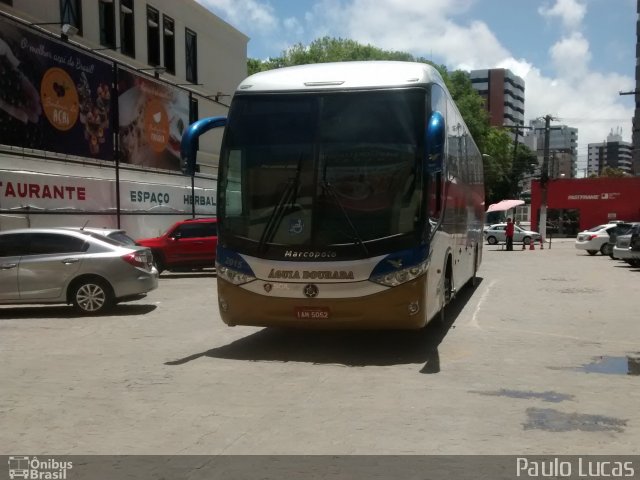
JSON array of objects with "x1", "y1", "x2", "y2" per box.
[{"x1": 136, "y1": 218, "x2": 217, "y2": 273}]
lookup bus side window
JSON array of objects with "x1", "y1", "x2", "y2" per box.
[{"x1": 226, "y1": 150, "x2": 243, "y2": 215}]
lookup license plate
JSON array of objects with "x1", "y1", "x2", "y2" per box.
[{"x1": 295, "y1": 307, "x2": 330, "y2": 320}]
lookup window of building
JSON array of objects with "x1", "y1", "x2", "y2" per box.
[
  {"x1": 185, "y1": 28, "x2": 198, "y2": 84},
  {"x1": 163, "y1": 15, "x2": 175, "y2": 75},
  {"x1": 98, "y1": 0, "x2": 116, "y2": 49},
  {"x1": 59, "y1": 0, "x2": 82, "y2": 36},
  {"x1": 120, "y1": 0, "x2": 135, "y2": 58},
  {"x1": 147, "y1": 5, "x2": 160, "y2": 66}
]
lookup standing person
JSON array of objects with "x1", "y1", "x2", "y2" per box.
[{"x1": 505, "y1": 217, "x2": 515, "y2": 251}]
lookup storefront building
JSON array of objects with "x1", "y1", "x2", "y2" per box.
[
  {"x1": 531, "y1": 177, "x2": 640, "y2": 232},
  {"x1": 0, "y1": 0, "x2": 248, "y2": 238}
]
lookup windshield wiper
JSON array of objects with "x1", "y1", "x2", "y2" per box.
[
  {"x1": 320, "y1": 179, "x2": 369, "y2": 257},
  {"x1": 258, "y1": 154, "x2": 303, "y2": 252}
]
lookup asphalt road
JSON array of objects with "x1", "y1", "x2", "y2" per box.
[{"x1": 1, "y1": 239, "x2": 639, "y2": 455}]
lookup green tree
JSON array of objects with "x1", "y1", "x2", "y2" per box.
[
  {"x1": 247, "y1": 37, "x2": 420, "y2": 75},
  {"x1": 599, "y1": 166, "x2": 627, "y2": 177}
]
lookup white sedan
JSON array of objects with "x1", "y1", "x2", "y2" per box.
[
  {"x1": 575, "y1": 223, "x2": 625, "y2": 256},
  {"x1": 484, "y1": 223, "x2": 541, "y2": 245}
]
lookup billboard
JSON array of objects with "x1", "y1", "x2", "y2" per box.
[
  {"x1": 0, "y1": 17, "x2": 114, "y2": 159},
  {"x1": 118, "y1": 68, "x2": 189, "y2": 171}
]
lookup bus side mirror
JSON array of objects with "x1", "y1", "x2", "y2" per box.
[
  {"x1": 425, "y1": 111, "x2": 445, "y2": 173},
  {"x1": 181, "y1": 116, "x2": 227, "y2": 176},
  {"x1": 425, "y1": 111, "x2": 445, "y2": 226}
]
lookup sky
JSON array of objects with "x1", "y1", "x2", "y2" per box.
[{"x1": 196, "y1": 0, "x2": 637, "y2": 168}]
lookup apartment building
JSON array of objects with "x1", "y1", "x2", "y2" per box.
[
  {"x1": 524, "y1": 119, "x2": 578, "y2": 179},
  {"x1": 587, "y1": 129, "x2": 633, "y2": 176},
  {"x1": 469, "y1": 68, "x2": 525, "y2": 128}
]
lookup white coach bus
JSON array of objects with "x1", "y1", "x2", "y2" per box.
[{"x1": 183, "y1": 61, "x2": 485, "y2": 329}]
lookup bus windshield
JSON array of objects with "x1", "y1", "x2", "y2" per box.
[{"x1": 219, "y1": 89, "x2": 425, "y2": 254}]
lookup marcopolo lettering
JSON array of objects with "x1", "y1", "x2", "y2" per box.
[
  {"x1": 283, "y1": 250, "x2": 338, "y2": 259},
  {"x1": 130, "y1": 190, "x2": 169, "y2": 204}
]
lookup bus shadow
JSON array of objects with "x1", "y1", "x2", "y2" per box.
[
  {"x1": 0, "y1": 303, "x2": 157, "y2": 319},
  {"x1": 166, "y1": 278, "x2": 482, "y2": 371}
]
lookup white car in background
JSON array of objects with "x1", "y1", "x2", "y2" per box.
[
  {"x1": 575, "y1": 223, "x2": 627, "y2": 256},
  {"x1": 484, "y1": 223, "x2": 541, "y2": 245}
]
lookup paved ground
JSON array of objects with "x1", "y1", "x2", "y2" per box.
[{"x1": 0, "y1": 238, "x2": 638, "y2": 455}]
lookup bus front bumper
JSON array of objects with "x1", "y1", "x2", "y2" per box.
[{"x1": 217, "y1": 276, "x2": 430, "y2": 330}]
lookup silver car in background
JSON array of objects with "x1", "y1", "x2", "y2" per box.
[
  {"x1": 66, "y1": 227, "x2": 139, "y2": 246},
  {"x1": 0, "y1": 228, "x2": 158, "y2": 314}
]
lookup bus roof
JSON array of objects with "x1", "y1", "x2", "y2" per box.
[{"x1": 236, "y1": 61, "x2": 445, "y2": 93}]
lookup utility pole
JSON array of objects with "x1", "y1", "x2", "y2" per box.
[
  {"x1": 539, "y1": 114, "x2": 556, "y2": 243},
  {"x1": 503, "y1": 124, "x2": 533, "y2": 198}
]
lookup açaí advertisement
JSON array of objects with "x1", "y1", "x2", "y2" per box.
[
  {"x1": 0, "y1": 17, "x2": 113, "y2": 159},
  {"x1": 118, "y1": 68, "x2": 189, "y2": 171}
]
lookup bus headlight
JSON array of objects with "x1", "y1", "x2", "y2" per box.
[
  {"x1": 370, "y1": 260, "x2": 429, "y2": 287},
  {"x1": 217, "y1": 264, "x2": 256, "y2": 285}
]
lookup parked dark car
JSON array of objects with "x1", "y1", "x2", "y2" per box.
[
  {"x1": 614, "y1": 224, "x2": 640, "y2": 267},
  {"x1": 136, "y1": 218, "x2": 218, "y2": 273},
  {"x1": 603, "y1": 222, "x2": 636, "y2": 258}
]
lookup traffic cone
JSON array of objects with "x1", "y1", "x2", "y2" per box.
[
  {"x1": 529, "y1": 239, "x2": 535, "y2": 250},
  {"x1": 540, "y1": 238, "x2": 544, "y2": 250}
]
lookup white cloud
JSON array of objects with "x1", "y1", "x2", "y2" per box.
[
  {"x1": 523, "y1": 67, "x2": 633, "y2": 162},
  {"x1": 538, "y1": 0, "x2": 587, "y2": 30},
  {"x1": 195, "y1": 0, "x2": 278, "y2": 32},
  {"x1": 300, "y1": 0, "x2": 633, "y2": 158},
  {"x1": 283, "y1": 17, "x2": 304, "y2": 36},
  {"x1": 549, "y1": 32, "x2": 591, "y2": 79},
  {"x1": 305, "y1": 0, "x2": 508, "y2": 69},
  {"x1": 198, "y1": 0, "x2": 634, "y2": 156}
]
